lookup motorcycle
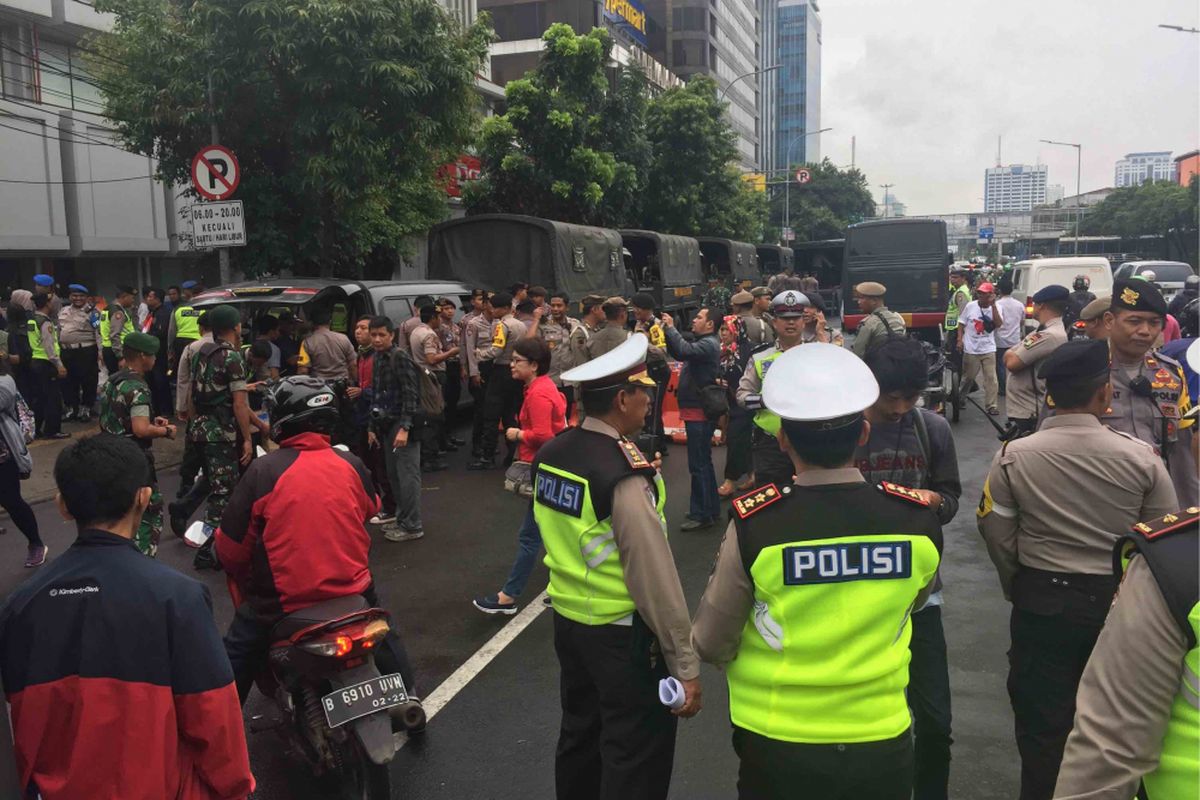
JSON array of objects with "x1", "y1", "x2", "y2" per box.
[{"x1": 251, "y1": 593, "x2": 425, "y2": 800}]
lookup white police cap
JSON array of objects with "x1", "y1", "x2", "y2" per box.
[
  {"x1": 561, "y1": 333, "x2": 655, "y2": 391},
  {"x1": 771, "y1": 290, "x2": 810, "y2": 318},
  {"x1": 762, "y1": 342, "x2": 879, "y2": 421}
]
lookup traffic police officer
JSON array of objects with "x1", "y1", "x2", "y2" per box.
[
  {"x1": 945, "y1": 267, "x2": 972, "y2": 351},
  {"x1": 99, "y1": 284, "x2": 137, "y2": 374},
  {"x1": 977, "y1": 337, "x2": 1179, "y2": 800},
  {"x1": 1053, "y1": 506, "x2": 1199, "y2": 800},
  {"x1": 1102, "y1": 278, "x2": 1197, "y2": 506},
  {"x1": 31, "y1": 273, "x2": 60, "y2": 319},
  {"x1": 58, "y1": 283, "x2": 101, "y2": 422},
  {"x1": 851, "y1": 281, "x2": 906, "y2": 357},
  {"x1": 693, "y1": 343, "x2": 942, "y2": 799},
  {"x1": 736, "y1": 290, "x2": 809, "y2": 485},
  {"x1": 538, "y1": 334, "x2": 700, "y2": 800},
  {"x1": 631, "y1": 293, "x2": 669, "y2": 452},
  {"x1": 168, "y1": 279, "x2": 203, "y2": 377},
  {"x1": 98, "y1": 331, "x2": 177, "y2": 556},
  {"x1": 1003, "y1": 285, "x2": 1069, "y2": 435},
  {"x1": 28, "y1": 292, "x2": 67, "y2": 439}
]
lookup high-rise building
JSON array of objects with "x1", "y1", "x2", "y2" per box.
[
  {"x1": 984, "y1": 164, "x2": 1048, "y2": 212},
  {"x1": 1045, "y1": 184, "x2": 1065, "y2": 205},
  {"x1": 651, "y1": 0, "x2": 760, "y2": 169},
  {"x1": 760, "y1": 0, "x2": 821, "y2": 176},
  {"x1": 1114, "y1": 151, "x2": 1175, "y2": 187}
]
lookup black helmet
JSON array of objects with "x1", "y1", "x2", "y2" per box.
[
  {"x1": 1073, "y1": 275, "x2": 1090, "y2": 291},
  {"x1": 266, "y1": 376, "x2": 339, "y2": 442}
]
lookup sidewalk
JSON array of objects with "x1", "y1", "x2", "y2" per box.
[{"x1": 19, "y1": 418, "x2": 186, "y2": 506}]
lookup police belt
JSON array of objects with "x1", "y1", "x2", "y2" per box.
[
  {"x1": 61, "y1": 341, "x2": 97, "y2": 350},
  {"x1": 1012, "y1": 567, "x2": 1119, "y2": 626}
]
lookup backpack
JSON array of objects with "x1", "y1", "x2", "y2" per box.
[
  {"x1": 417, "y1": 364, "x2": 445, "y2": 418},
  {"x1": 14, "y1": 393, "x2": 33, "y2": 445}
]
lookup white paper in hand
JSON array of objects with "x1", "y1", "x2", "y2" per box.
[{"x1": 658, "y1": 677, "x2": 685, "y2": 710}]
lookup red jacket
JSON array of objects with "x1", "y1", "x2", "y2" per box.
[
  {"x1": 216, "y1": 432, "x2": 380, "y2": 617},
  {"x1": 517, "y1": 374, "x2": 567, "y2": 462},
  {"x1": 0, "y1": 530, "x2": 254, "y2": 800}
]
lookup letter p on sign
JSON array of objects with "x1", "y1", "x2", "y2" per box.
[{"x1": 191, "y1": 145, "x2": 241, "y2": 200}]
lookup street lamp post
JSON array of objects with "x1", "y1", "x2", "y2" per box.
[
  {"x1": 1040, "y1": 139, "x2": 1082, "y2": 255},
  {"x1": 718, "y1": 64, "x2": 781, "y2": 104},
  {"x1": 782, "y1": 126, "x2": 833, "y2": 242},
  {"x1": 879, "y1": 184, "x2": 894, "y2": 219}
]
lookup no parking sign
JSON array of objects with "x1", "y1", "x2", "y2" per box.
[{"x1": 190, "y1": 145, "x2": 241, "y2": 200}]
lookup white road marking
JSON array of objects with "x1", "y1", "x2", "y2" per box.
[{"x1": 403, "y1": 591, "x2": 548, "y2": 742}]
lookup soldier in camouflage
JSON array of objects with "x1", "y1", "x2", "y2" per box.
[
  {"x1": 188, "y1": 305, "x2": 257, "y2": 549},
  {"x1": 703, "y1": 282, "x2": 732, "y2": 318},
  {"x1": 98, "y1": 331, "x2": 177, "y2": 556}
]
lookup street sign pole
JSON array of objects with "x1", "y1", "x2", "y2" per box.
[{"x1": 208, "y1": 72, "x2": 231, "y2": 285}]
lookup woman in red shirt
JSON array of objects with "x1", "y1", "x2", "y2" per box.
[{"x1": 473, "y1": 337, "x2": 566, "y2": 614}]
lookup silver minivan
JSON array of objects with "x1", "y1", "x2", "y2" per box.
[{"x1": 1112, "y1": 261, "x2": 1196, "y2": 303}]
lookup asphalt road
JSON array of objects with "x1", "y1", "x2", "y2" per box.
[{"x1": 0, "y1": 398, "x2": 1022, "y2": 799}]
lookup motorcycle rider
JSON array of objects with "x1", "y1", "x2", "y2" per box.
[
  {"x1": 1168, "y1": 274, "x2": 1199, "y2": 320},
  {"x1": 1067, "y1": 275, "x2": 1096, "y2": 324},
  {"x1": 215, "y1": 376, "x2": 417, "y2": 709}
]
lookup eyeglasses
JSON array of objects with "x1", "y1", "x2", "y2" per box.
[{"x1": 511, "y1": 356, "x2": 532, "y2": 366}]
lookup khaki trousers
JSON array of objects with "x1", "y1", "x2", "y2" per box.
[{"x1": 962, "y1": 351, "x2": 999, "y2": 410}]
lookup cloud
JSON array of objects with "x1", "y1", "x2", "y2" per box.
[{"x1": 816, "y1": 0, "x2": 1200, "y2": 215}]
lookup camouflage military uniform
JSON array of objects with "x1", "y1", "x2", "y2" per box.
[
  {"x1": 703, "y1": 284, "x2": 732, "y2": 316},
  {"x1": 99, "y1": 368, "x2": 163, "y2": 556},
  {"x1": 188, "y1": 341, "x2": 248, "y2": 529}
]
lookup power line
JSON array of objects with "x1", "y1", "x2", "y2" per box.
[
  {"x1": 0, "y1": 174, "x2": 156, "y2": 185},
  {"x1": 0, "y1": 114, "x2": 146, "y2": 154}
]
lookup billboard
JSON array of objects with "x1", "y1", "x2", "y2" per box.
[
  {"x1": 438, "y1": 154, "x2": 482, "y2": 198},
  {"x1": 603, "y1": 0, "x2": 648, "y2": 48}
]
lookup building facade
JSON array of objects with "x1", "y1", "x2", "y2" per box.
[
  {"x1": 983, "y1": 164, "x2": 1048, "y2": 213},
  {"x1": 0, "y1": 1, "x2": 204, "y2": 296},
  {"x1": 1114, "y1": 151, "x2": 1175, "y2": 187},
  {"x1": 760, "y1": 0, "x2": 820, "y2": 177},
  {"x1": 1175, "y1": 150, "x2": 1199, "y2": 187}
]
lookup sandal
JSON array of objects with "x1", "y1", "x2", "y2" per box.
[{"x1": 717, "y1": 480, "x2": 737, "y2": 497}]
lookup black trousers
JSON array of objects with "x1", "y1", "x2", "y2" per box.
[
  {"x1": 470, "y1": 363, "x2": 490, "y2": 454},
  {"x1": 751, "y1": 427, "x2": 793, "y2": 486},
  {"x1": 1007, "y1": 570, "x2": 1116, "y2": 800},
  {"x1": 223, "y1": 584, "x2": 415, "y2": 705},
  {"x1": 30, "y1": 360, "x2": 62, "y2": 437},
  {"x1": 176, "y1": 438, "x2": 206, "y2": 499},
  {"x1": 480, "y1": 365, "x2": 522, "y2": 463},
  {"x1": 147, "y1": 358, "x2": 171, "y2": 418},
  {"x1": 558, "y1": 385, "x2": 576, "y2": 426},
  {"x1": 442, "y1": 360, "x2": 462, "y2": 429},
  {"x1": 102, "y1": 346, "x2": 120, "y2": 376},
  {"x1": 172, "y1": 337, "x2": 197, "y2": 379},
  {"x1": 61, "y1": 346, "x2": 98, "y2": 412},
  {"x1": 0, "y1": 458, "x2": 40, "y2": 546},
  {"x1": 554, "y1": 613, "x2": 677, "y2": 800},
  {"x1": 724, "y1": 407, "x2": 755, "y2": 481},
  {"x1": 732, "y1": 727, "x2": 913, "y2": 800},
  {"x1": 421, "y1": 372, "x2": 446, "y2": 462},
  {"x1": 908, "y1": 605, "x2": 952, "y2": 800}
]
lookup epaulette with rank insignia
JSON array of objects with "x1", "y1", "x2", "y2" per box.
[
  {"x1": 733, "y1": 484, "x2": 784, "y2": 519},
  {"x1": 878, "y1": 481, "x2": 930, "y2": 507},
  {"x1": 618, "y1": 439, "x2": 651, "y2": 470},
  {"x1": 1132, "y1": 507, "x2": 1200, "y2": 540}
]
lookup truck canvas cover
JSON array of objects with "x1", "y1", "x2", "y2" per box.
[
  {"x1": 428, "y1": 214, "x2": 629, "y2": 298},
  {"x1": 697, "y1": 238, "x2": 760, "y2": 283},
  {"x1": 620, "y1": 230, "x2": 703, "y2": 287}
]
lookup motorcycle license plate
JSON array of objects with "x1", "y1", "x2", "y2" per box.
[{"x1": 322, "y1": 673, "x2": 408, "y2": 728}]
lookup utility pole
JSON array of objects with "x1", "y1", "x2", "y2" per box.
[
  {"x1": 1040, "y1": 139, "x2": 1083, "y2": 255},
  {"x1": 879, "y1": 183, "x2": 893, "y2": 218},
  {"x1": 207, "y1": 72, "x2": 231, "y2": 284},
  {"x1": 851, "y1": 135, "x2": 856, "y2": 169}
]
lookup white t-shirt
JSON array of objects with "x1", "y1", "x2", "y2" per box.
[
  {"x1": 959, "y1": 300, "x2": 998, "y2": 355},
  {"x1": 993, "y1": 296, "x2": 1025, "y2": 348}
]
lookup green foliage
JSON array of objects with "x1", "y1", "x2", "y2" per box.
[
  {"x1": 89, "y1": 0, "x2": 491, "y2": 277},
  {"x1": 770, "y1": 158, "x2": 875, "y2": 243},
  {"x1": 641, "y1": 76, "x2": 766, "y2": 241},
  {"x1": 1080, "y1": 178, "x2": 1199, "y2": 263}
]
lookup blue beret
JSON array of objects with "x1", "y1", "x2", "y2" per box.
[
  {"x1": 1031, "y1": 284, "x2": 1069, "y2": 304},
  {"x1": 68, "y1": 284, "x2": 89, "y2": 293},
  {"x1": 32, "y1": 274, "x2": 53, "y2": 287},
  {"x1": 181, "y1": 280, "x2": 197, "y2": 289}
]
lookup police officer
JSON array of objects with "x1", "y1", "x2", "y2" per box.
[
  {"x1": 168, "y1": 279, "x2": 203, "y2": 377},
  {"x1": 538, "y1": 335, "x2": 701, "y2": 800},
  {"x1": 1053, "y1": 506, "x2": 1198, "y2": 800},
  {"x1": 732, "y1": 290, "x2": 774, "y2": 348},
  {"x1": 977, "y1": 337, "x2": 1180, "y2": 800},
  {"x1": 851, "y1": 282, "x2": 906, "y2": 357},
  {"x1": 98, "y1": 331, "x2": 176, "y2": 556},
  {"x1": 1076, "y1": 295, "x2": 1109, "y2": 341},
  {"x1": 736, "y1": 291, "x2": 809, "y2": 485},
  {"x1": 587, "y1": 297, "x2": 630, "y2": 360},
  {"x1": 469, "y1": 292, "x2": 526, "y2": 470},
  {"x1": 99, "y1": 285, "x2": 137, "y2": 374},
  {"x1": 58, "y1": 283, "x2": 100, "y2": 422},
  {"x1": 694, "y1": 343, "x2": 943, "y2": 799},
  {"x1": 31, "y1": 273, "x2": 60, "y2": 319},
  {"x1": 945, "y1": 267, "x2": 972, "y2": 351},
  {"x1": 631, "y1": 293, "x2": 669, "y2": 453},
  {"x1": 1103, "y1": 278, "x2": 1197, "y2": 506},
  {"x1": 1003, "y1": 285, "x2": 1069, "y2": 435},
  {"x1": 28, "y1": 292, "x2": 67, "y2": 439}
]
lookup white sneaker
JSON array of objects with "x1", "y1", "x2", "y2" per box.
[
  {"x1": 183, "y1": 521, "x2": 214, "y2": 549},
  {"x1": 370, "y1": 513, "x2": 397, "y2": 525}
]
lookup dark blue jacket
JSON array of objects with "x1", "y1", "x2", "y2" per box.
[{"x1": 664, "y1": 327, "x2": 720, "y2": 409}]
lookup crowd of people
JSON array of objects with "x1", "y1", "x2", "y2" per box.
[{"x1": 0, "y1": 265, "x2": 1195, "y2": 800}]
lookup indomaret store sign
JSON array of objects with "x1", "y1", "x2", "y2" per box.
[{"x1": 604, "y1": 0, "x2": 648, "y2": 48}]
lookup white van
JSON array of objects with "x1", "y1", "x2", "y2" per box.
[{"x1": 1011, "y1": 257, "x2": 1114, "y2": 330}]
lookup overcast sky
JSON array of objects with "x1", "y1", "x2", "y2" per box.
[{"x1": 817, "y1": 0, "x2": 1200, "y2": 215}]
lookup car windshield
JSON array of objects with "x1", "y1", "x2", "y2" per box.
[{"x1": 1138, "y1": 264, "x2": 1194, "y2": 282}]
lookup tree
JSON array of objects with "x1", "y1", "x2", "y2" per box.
[
  {"x1": 90, "y1": 0, "x2": 491, "y2": 277},
  {"x1": 1080, "y1": 178, "x2": 1199, "y2": 261},
  {"x1": 642, "y1": 76, "x2": 767, "y2": 242},
  {"x1": 465, "y1": 25, "x2": 648, "y2": 227},
  {"x1": 769, "y1": 158, "x2": 875, "y2": 243}
]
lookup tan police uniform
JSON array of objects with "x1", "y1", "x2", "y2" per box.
[{"x1": 1006, "y1": 317, "x2": 1068, "y2": 430}]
